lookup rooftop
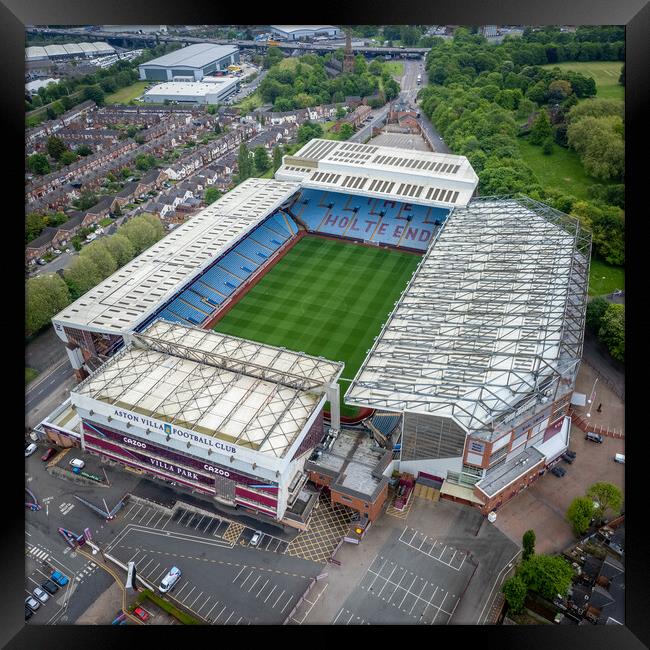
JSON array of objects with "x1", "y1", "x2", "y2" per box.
[
  {"x1": 345, "y1": 197, "x2": 590, "y2": 436},
  {"x1": 144, "y1": 78, "x2": 239, "y2": 98},
  {"x1": 276, "y1": 139, "x2": 478, "y2": 209},
  {"x1": 52, "y1": 178, "x2": 299, "y2": 334},
  {"x1": 72, "y1": 320, "x2": 343, "y2": 458},
  {"x1": 140, "y1": 43, "x2": 238, "y2": 70},
  {"x1": 271, "y1": 25, "x2": 339, "y2": 34},
  {"x1": 475, "y1": 446, "x2": 545, "y2": 498}
]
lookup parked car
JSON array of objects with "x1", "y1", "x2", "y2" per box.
[
  {"x1": 551, "y1": 466, "x2": 566, "y2": 477},
  {"x1": 25, "y1": 443, "x2": 38, "y2": 458},
  {"x1": 33, "y1": 587, "x2": 49, "y2": 604},
  {"x1": 561, "y1": 453, "x2": 574, "y2": 464},
  {"x1": 585, "y1": 432, "x2": 604, "y2": 444},
  {"x1": 50, "y1": 571, "x2": 69, "y2": 587},
  {"x1": 41, "y1": 580, "x2": 59, "y2": 595},
  {"x1": 25, "y1": 596, "x2": 40, "y2": 611},
  {"x1": 133, "y1": 606, "x2": 150, "y2": 622},
  {"x1": 564, "y1": 450, "x2": 577, "y2": 460},
  {"x1": 250, "y1": 530, "x2": 262, "y2": 546},
  {"x1": 25, "y1": 605, "x2": 33, "y2": 620},
  {"x1": 69, "y1": 458, "x2": 85, "y2": 469},
  {"x1": 41, "y1": 448, "x2": 57, "y2": 462},
  {"x1": 614, "y1": 453, "x2": 625, "y2": 464},
  {"x1": 158, "y1": 566, "x2": 181, "y2": 593},
  {"x1": 53, "y1": 249, "x2": 62, "y2": 255},
  {"x1": 65, "y1": 248, "x2": 72, "y2": 254}
]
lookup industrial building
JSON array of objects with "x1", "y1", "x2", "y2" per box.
[
  {"x1": 270, "y1": 25, "x2": 341, "y2": 41},
  {"x1": 143, "y1": 77, "x2": 240, "y2": 105},
  {"x1": 138, "y1": 44, "x2": 240, "y2": 82},
  {"x1": 25, "y1": 42, "x2": 115, "y2": 62}
]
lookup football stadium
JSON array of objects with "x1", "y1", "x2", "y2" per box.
[{"x1": 38, "y1": 138, "x2": 590, "y2": 527}]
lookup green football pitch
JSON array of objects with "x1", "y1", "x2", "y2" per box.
[{"x1": 213, "y1": 236, "x2": 422, "y2": 417}]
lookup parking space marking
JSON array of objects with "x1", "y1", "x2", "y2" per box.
[
  {"x1": 272, "y1": 589, "x2": 285, "y2": 608},
  {"x1": 264, "y1": 585, "x2": 277, "y2": 603},
  {"x1": 280, "y1": 594, "x2": 294, "y2": 614},
  {"x1": 256, "y1": 579, "x2": 269, "y2": 598},
  {"x1": 247, "y1": 575, "x2": 261, "y2": 593},
  {"x1": 232, "y1": 566, "x2": 246, "y2": 583},
  {"x1": 152, "y1": 566, "x2": 168, "y2": 584},
  {"x1": 239, "y1": 570, "x2": 254, "y2": 589},
  {"x1": 175, "y1": 582, "x2": 190, "y2": 599},
  {"x1": 224, "y1": 611, "x2": 234, "y2": 624},
  {"x1": 129, "y1": 504, "x2": 144, "y2": 520},
  {"x1": 194, "y1": 515, "x2": 205, "y2": 530},
  {"x1": 196, "y1": 596, "x2": 212, "y2": 615},
  {"x1": 398, "y1": 527, "x2": 467, "y2": 571},
  {"x1": 205, "y1": 600, "x2": 220, "y2": 620},
  {"x1": 140, "y1": 558, "x2": 154, "y2": 573},
  {"x1": 189, "y1": 591, "x2": 204, "y2": 609},
  {"x1": 180, "y1": 585, "x2": 196, "y2": 604}
]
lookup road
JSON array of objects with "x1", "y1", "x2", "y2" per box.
[{"x1": 226, "y1": 69, "x2": 268, "y2": 105}]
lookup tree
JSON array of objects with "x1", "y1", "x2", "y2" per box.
[
  {"x1": 64, "y1": 256, "x2": 104, "y2": 299},
  {"x1": 25, "y1": 274, "x2": 71, "y2": 337},
  {"x1": 59, "y1": 150, "x2": 78, "y2": 166},
  {"x1": 253, "y1": 146, "x2": 271, "y2": 173},
  {"x1": 566, "y1": 496, "x2": 596, "y2": 536},
  {"x1": 119, "y1": 213, "x2": 164, "y2": 255},
  {"x1": 135, "y1": 154, "x2": 156, "y2": 171},
  {"x1": 46, "y1": 136, "x2": 67, "y2": 161},
  {"x1": 237, "y1": 142, "x2": 252, "y2": 182},
  {"x1": 542, "y1": 137, "x2": 554, "y2": 155},
  {"x1": 336, "y1": 105, "x2": 346, "y2": 119},
  {"x1": 517, "y1": 555, "x2": 574, "y2": 601},
  {"x1": 586, "y1": 482, "x2": 623, "y2": 522},
  {"x1": 264, "y1": 46, "x2": 284, "y2": 69},
  {"x1": 204, "y1": 187, "x2": 222, "y2": 205},
  {"x1": 586, "y1": 297, "x2": 609, "y2": 332},
  {"x1": 76, "y1": 144, "x2": 93, "y2": 156},
  {"x1": 72, "y1": 191, "x2": 98, "y2": 211},
  {"x1": 502, "y1": 575, "x2": 528, "y2": 614},
  {"x1": 530, "y1": 110, "x2": 553, "y2": 145},
  {"x1": 522, "y1": 530, "x2": 536, "y2": 561},
  {"x1": 272, "y1": 145, "x2": 283, "y2": 172},
  {"x1": 79, "y1": 240, "x2": 118, "y2": 280},
  {"x1": 82, "y1": 84, "x2": 105, "y2": 106},
  {"x1": 338, "y1": 123, "x2": 354, "y2": 140},
  {"x1": 548, "y1": 79, "x2": 572, "y2": 102},
  {"x1": 297, "y1": 121, "x2": 323, "y2": 144},
  {"x1": 598, "y1": 304, "x2": 625, "y2": 362},
  {"x1": 27, "y1": 153, "x2": 50, "y2": 175},
  {"x1": 104, "y1": 233, "x2": 135, "y2": 268}
]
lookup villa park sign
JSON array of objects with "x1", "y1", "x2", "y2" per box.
[{"x1": 112, "y1": 409, "x2": 238, "y2": 455}]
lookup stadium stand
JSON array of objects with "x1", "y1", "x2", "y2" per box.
[
  {"x1": 291, "y1": 189, "x2": 449, "y2": 251},
  {"x1": 159, "y1": 210, "x2": 299, "y2": 326}
]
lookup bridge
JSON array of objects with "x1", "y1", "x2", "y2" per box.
[{"x1": 26, "y1": 27, "x2": 428, "y2": 58}]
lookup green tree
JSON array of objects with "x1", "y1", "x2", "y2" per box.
[
  {"x1": 598, "y1": 304, "x2": 625, "y2": 362},
  {"x1": 338, "y1": 123, "x2": 354, "y2": 140},
  {"x1": 586, "y1": 482, "x2": 623, "y2": 523},
  {"x1": 297, "y1": 121, "x2": 323, "y2": 144},
  {"x1": 566, "y1": 496, "x2": 595, "y2": 535},
  {"x1": 76, "y1": 144, "x2": 93, "y2": 157},
  {"x1": 64, "y1": 256, "x2": 104, "y2": 299},
  {"x1": 530, "y1": 110, "x2": 553, "y2": 145},
  {"x1": 522, "y1": 530, "x2": 536, "y2": 561},
  {"x1": 272, "y1": 145, "x2": 283, "y2": 172},
  {"x1": 27, "y1": 153, "x2": 50, "y2": 176},
  {"x1": 586, "y1": 297, "x2": 609, "y2": 332},
  {"x1": 135, "y1": 154, "x2": 157, "y2": 171},
  {"x1": 79, "y1": 239, "x2": 118, "y2": 280},
  {"x1": 46, "y1": 136, "x2": 67, "y2": 161},
  {"x1": 502, "y1": 575, "x2": 528, "y2": 614},
  {"x1": 542, "y1": 137, "x2": 554, "y2": 155},
  {"x1": 336, "y1": 105, "x2": 346, "y2": 119},
  {"x1": 25, "y1": 274, "x2": 71, "y2": 337},
  {"x1": 517, "y1": 555, "x2": 574, "y2": 601},
  {"x1": 237, "y1": 142, "x2": 252, "y2": 182},
  {"x1": 82, "y1": 84, "x2": 105, "y2": 106},
  {"x1": 204, "y1": 187, "x2": 222, "y2": 205},
  {"x1": 104, "y1": 233, "x2": 135, "y2": 268},
  {"x1": 264, "y1": 46, "x2": 284, "y2": 69},
  {"x1": 118, "y1": 213, "x2": 164, "y2": 255},
  {"x1": 72, "y1": 191, "x2": 98, "y2": 211},
  {"x1": 253, "y1": 146, "x2": 271, "y2": 173},
  {"x1": 59, "y1": 150, "x2": 78, "y2": 166}
]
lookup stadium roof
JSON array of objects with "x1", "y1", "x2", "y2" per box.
[
  {"x1": 276, "y1": 139, "x2": 478, "y2": 209},
  {"x1": 72, "y1": 320, "x2": 343, "y2": 458},
  {"x1": 345, "y1": 197, "x2": 590, "y2": 438},
  {"x1": 53, "y1": 178, "x2": 299, "y2": 335},
  {"x1": 140, "y1": 43, "x2": 238, "y2": 70}
]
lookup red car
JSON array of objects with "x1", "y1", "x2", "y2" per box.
[
  {"x1": 133, "y1": 607, "x2": 150, "y2": 622},
  {"x1": 41, "y1": 448, "x2": 57, "y2": 462}
]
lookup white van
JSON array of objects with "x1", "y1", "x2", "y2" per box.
[
  {"x1": 159, "y1": 566, "x2": 181, "y2": 593},
  {"x1": 69, "y1": 458, "x2": 85, "y2": 469},
  {"x1": 614, "y1": 453, "x2": 625, "y2": 464}
]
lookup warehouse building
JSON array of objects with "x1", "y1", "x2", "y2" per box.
[
  {"x1": 25, "y1": 41, "x2": 115, "y2": 62},
  {"x1": 270, "y1": 25, "x2": 341, "y2": 41},
  {"x1": 143, "y1": 77, "x2": 240, "y2": 105},
  {"x1": 139, "y1": 43, "x2": 240, "y2": 82}
]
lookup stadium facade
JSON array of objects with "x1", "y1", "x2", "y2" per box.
[
  {"x1": 39, "y1": 139, "x2": 590, "y2": 523},
  {"x1": 138, "y1": 44, "x2": 240, "y2": 82}
]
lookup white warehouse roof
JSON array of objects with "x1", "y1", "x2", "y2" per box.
[
  {"x1": 73, "y1": 320, "x2": 342, "y2": 458},
  {"x1": 26, "y1": 46, "x2": 48, "y2": 60},
  {"x1": 91, "y1": 42, "x2": 116, "y2": 53},
  {"x1": 141, "y1": 43, "x2": 238, "y2": 70},
  {"x1": 345, "y1": 197, "x2": 590, "y2": 435},
  {"x1": 53, "y1": 178, "x2": 299, "y2": 335},
  {"x1": 276, "y1": 139, "x2": 478, "y2": 209},
  {"x1": 271, "y1": 25, "x2": 339, "y2": 34},
  {"x1": 144, "y1": 78, "x2": 239, "y2": 102}
]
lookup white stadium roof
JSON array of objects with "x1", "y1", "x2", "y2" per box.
[
  {"x1": 53, "y1": 178, "x2": 299, "y2": 335},
  {"x1": 276, "y1": 139, "x2": 478, "y2": 209},
  {"x1": 72, "y1": 320, "x2": 343, "y2": 458},
  {"x1": 345, "y1": 197, "x2": 590, "y2": 437}
]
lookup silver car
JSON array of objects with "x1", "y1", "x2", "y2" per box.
[
  {"x1": 33, "y1": 587, "x2": 49, "y2": 603},
  {"x1": 25, "y1": 596, "x2": 40, "y2": 611}
]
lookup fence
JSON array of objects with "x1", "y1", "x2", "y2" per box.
[
  {"x1": 568, "y1": 406, "x2": 624, "y2": 440},
  {"x1": 282, "y1": 572, "x2": 328, "y2": 624}
]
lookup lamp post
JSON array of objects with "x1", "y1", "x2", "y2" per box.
[{"x1": 586, "y1": 377, "x2": 599, "y2": 418}]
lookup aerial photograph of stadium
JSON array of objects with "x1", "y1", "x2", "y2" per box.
[{"x1": 23, "y1": 22, "x2": 625, "y2": 630}]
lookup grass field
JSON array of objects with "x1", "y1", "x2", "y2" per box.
[
  {"x1": 25, "y1": 367, "x2": 39, "y2": 386},
  {"x1": 517, "y1": 135, "x2": 604, "y2": 200},
  {"x1": 234, "y1": 90, "x2": 263, "y2": 113},
  {"x1": 541, "y1": 61, "x2": 624, "y2": 100},
  {"x1": 588, "y1": 257, "x2": 625, "y2": 296},
  {"x1": 383, "y1": 61, "x2": 405, "y2": 77},
  {"x1": 213, "y1": 236, "x2": 421, "y2": 416},
  {"x1": 106, "y1": 81, "x2": 150, "y2": 105}
]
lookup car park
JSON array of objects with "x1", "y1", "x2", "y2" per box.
[
  {"x1": 25, "y1": 443, "x2": 38, "y2": 457},
  {"x1": 133, "y1": 607, "x2": 150, "y2": 622},
  {"x1": 41, "y1": 447, "x2": 57, "y2": 462},
  {"x1": 551, "y1": 466, "x2": 566, "y2": 477},
  {"x1": 33, "y1": 587, "x2": 49, "y2": 603},
  {"x1": 50, "y1": 571, "x2": 69, "y2": 587},
  {"x1": 25, "y1": 596, "x2": 40, "y2": 611},
  {"x1": 41, "y1": 580, "x2": 59, "y2": 595}
]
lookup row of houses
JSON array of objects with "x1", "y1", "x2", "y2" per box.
[{"x1": 26, "y1": 100, "x2": 96, "y2": 147}]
